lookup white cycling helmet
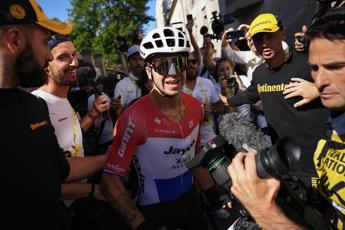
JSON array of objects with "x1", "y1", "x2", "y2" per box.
[{"x1": 140, "y1": 27, "x2": 191, "y2": 61}]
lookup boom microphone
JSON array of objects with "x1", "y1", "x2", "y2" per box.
[{"x1": 218, "y1": 112, "x2": 271, "y2": 152}]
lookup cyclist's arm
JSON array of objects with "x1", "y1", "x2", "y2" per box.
[
  {"x1": 102, "y1": 174, "x2": 145, "y2": 229},
  {"x1": 101, "y1": 112, "x2": 145, "y2": 229}
]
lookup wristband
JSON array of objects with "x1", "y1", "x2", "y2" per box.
[{"x1": 89, "y1": 183, "x2": 95, "y2": 198}]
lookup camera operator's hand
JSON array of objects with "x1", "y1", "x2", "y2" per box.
[
  {"x1": 227, "y1": 152, "x2": 300, "y2": 229},
  {"x1": 283, "y1": 77, "x2": 320, "y2": 107},
  {"x1": 294, "y1": 25, "x2": 308, "y2": 52}
]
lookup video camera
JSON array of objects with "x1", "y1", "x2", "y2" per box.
[
  {"x1": 186, "y1": 134, "x2": 333, "y2": 229},
  {"x1": 200, "y1": 11, "x2": 234, "y2": 40},
  {"x1": 186, "y1": 136, "x2": 301, "y2": 190}
]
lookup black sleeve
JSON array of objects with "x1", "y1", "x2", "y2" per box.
[
  {"x1": 38, "y1": 96, "x2": 71, "y2": 181},
  {"x1": 228, "y1": 82, "x2": 260, "y2": 107},
  {"x1": 54, "y1": 138, "x2": 70, "y2": 181}
]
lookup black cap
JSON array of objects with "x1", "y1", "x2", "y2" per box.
[{"x1": 0, "y1": 0, "x2": 72, "y2": 35}]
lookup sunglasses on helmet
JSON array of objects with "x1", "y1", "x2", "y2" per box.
[{"x1": 149, "y1": 56, "x2": 187, "y2": 76}]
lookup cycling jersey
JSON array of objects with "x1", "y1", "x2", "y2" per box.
[
  {"x1": 314, "y1": 112, "x2": 345, "y2": 229},
  {"x1": 104, "y1": 93, "x2": 204, "y2": 206}
]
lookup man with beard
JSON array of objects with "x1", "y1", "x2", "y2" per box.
[
  {"x1": 113, "y1": 45, "x2": 148, "y2": 110},
  {"x1": 183, "y1": 52, "x2": 225, "y2": 145},
  {"x1": 0, "y1": 0, "x2": 108, "y2": 229},
  {"x1": 227, "y1": 13, "x2": 330, "y2": 188},
  {"x1": 31, "y1": 35, "x2": 110, "y2": 207}
]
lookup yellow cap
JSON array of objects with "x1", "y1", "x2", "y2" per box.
[
  {"x1": 0, "y1": 0, "x2": 72, "y2": 35},
  {"x1": 248, "y1": 13, "x2": 280, "y2": 37}
]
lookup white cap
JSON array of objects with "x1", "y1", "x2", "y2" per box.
[{"x1": 127, "y1": 45, "x2": 140, "y2": 58}]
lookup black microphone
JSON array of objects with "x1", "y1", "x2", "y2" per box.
[
  {"x1": 90, "y1": 79, "x2": 102, "y2": 97},
  {"x1": 218, "y1": 112, "x2": 271, "y2": 152}
]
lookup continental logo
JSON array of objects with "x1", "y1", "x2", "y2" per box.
[
  {"x1": 30, "y1": 120, "x2": 48, "y2": 131},
  {"x1": 257, "y1": 83, "x2": 287, "y2": 94},
  {"x1": 251, "y1": 20, "x2": 272, "y2": 30},
  {"x1": 9, "y1": 4, "x2": 26, "y2": 20}
]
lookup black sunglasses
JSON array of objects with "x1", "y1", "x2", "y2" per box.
[
  {"x1": 149, "y1": 56, "x2": 187, "y2": 76},
  {"x1": 48, "y1": 35, "x2": 72, "y2": 49},
  {"x1": 187, "y1": 59, "x2": 197, "y2": 65}
]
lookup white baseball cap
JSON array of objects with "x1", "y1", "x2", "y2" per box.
[{"x1": 127, "y1": 45, "x2": 140, "y2": 58}]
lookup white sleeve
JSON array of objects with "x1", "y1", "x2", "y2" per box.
[{"x1": 221, "y1": 44, "x2": 254, "y2": 65}]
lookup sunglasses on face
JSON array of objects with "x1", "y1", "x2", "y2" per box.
[
  {"x1": 187, "y1": 59, "x2": 197, "y2": 65},
  {"x1": 149, "y1": 56, "x2": 187, "y2": 76},
  {"x1": 48, "y1": 35, "x2": 73, "y2": 49}
]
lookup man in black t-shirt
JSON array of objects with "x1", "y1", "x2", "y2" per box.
[
  {"x1": 227, "y1": 13, "x2": 329, "y2": 187},
  {"x1": 0, "y1": 1, "x2": 106, "y2": 229}
]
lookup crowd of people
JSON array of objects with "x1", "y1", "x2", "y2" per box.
[{"x1": 1, "y1": 0, "x2": 345, "y2": 229}]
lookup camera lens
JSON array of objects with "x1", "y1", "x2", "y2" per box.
[
  {"x1": 208, "y1": 152, "x2": 232, "y2": 189},
  {"x1": 256, "y1": 137, "x2": 301, "y2": 179}
]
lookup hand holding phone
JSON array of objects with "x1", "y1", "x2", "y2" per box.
[{"x1": 227, "y1": 30, "x2": 245, "y2": 40}]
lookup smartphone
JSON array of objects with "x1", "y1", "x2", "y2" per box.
[
  {"x1": 186, "y1": 14, "x2": 193, "y2": 22},
  {"x1": 227, "y1": 30, "x2": 245, "y2": 40}
]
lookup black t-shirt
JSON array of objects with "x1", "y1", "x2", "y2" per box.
[
  {"x1": 0, "y1": 88, "x2": 70, "y2": 229},
  {"x1": 229, "y1": 51, "x2": 329, "y2": 180}
]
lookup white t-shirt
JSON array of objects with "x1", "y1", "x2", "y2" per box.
[
  {"x1": 114, "y1": 73, "x2": 142, "y2": 108},
  {"x1": 32, "y1": 89, "x2": 84, "y2": 158},
  {"x1": 183, "y1": 77, "x2": 220, "y2": 145}
]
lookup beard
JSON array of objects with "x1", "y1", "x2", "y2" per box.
[
  {"x1": 186, "y1": 67, "x2": 197, "y2": 81},
  {"x1": 50, "y1": 71, "x2": 77, "y2": 87},
  {"x1": 15, "y1": 44, "x2": 48, "y2": 88}
]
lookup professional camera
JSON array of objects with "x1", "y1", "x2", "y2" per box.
[
  {"x1": 186, "y1": 133, "x2": 334, "y2": 229},
  {"x1": 186, "y1": 135, "x2": 301, "y2": 190},
  {"x1": 200, "y1": 11, "x2": 234, "y2": 40}
]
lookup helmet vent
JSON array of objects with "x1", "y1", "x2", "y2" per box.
[
  {"x1": 152, "y1": 33, "x2": 160, "y2": 39},
  {"x1": 143, "y1": 42, "x2": 154, "y2": 49},
  {"x1": 167, "y1": 39, "x2": 175, "y2": 47},
  {"x1": 179, "y1": 39, "x2": 184, "y2": 47},
  {"x1": 155, "y1": 40, "x2": 163, "y2": 47},
  {"x1": 164, "y1": 28, "x2": 174, "y2": 37}
]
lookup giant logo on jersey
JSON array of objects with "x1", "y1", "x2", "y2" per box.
[{"x1": 118, "y1": 118, "x2": 136, "y2": 157}]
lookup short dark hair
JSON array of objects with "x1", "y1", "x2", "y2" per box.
[{"x1": 308, "y1": 7, "x2": 345, "y2": 41}]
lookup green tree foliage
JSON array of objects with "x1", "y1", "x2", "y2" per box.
[{"x1": 69, "y1": 0, "x2": 153, "y2": 66}]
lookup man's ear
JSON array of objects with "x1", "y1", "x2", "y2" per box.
[
  {"x1": 4, "y1": 27, "x2": 26, "y2": 54},
  {"x1": 145, "y1": 66, "x2": 152, "y2": 80}
]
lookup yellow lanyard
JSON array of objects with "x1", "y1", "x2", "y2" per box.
[
  {"x1": 68, "y1": 111, "x2": 81, "y2": 157},
  {"x1": 185, "y1": 81, "x2": 211, "y2": 125}
]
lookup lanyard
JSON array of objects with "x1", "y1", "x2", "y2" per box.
[
  {"x1": 68, "y1": 110, "x2": 81, "y2": 157},
  {"x1": 185, "y1": 81, "x2": 211, "y2": 125}
]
